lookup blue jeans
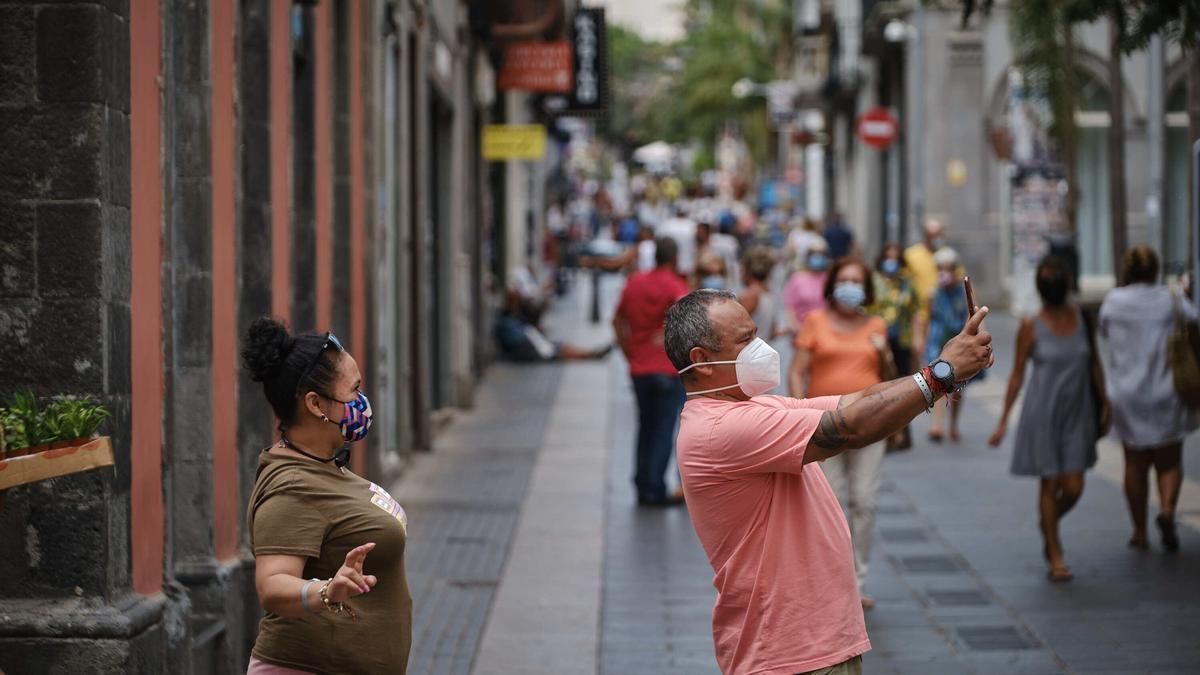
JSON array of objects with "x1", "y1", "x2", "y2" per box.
[{"x1": 631, "y1": 374, "x2": 686, "y2": 502}]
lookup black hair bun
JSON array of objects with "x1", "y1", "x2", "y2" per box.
[{"x1": 242, "y1": 316, "x2": 295, "y2": 383}]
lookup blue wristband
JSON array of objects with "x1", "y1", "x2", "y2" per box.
[{"x1": 301, "y1": 578, "x2": 320, "y2": 613}]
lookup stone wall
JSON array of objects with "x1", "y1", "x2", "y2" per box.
[{"x1": 0, "y1": 2, "x2": 166, "y2": 671}]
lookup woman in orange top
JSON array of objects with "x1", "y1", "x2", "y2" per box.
[{"x1": 788, "y1": 257, "x2": 888, "y2": 608}]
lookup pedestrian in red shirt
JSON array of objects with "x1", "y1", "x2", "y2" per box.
[{"x1": 613, "y1": 237, "x2": 691, "y2": 506}]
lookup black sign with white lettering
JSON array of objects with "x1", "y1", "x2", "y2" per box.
[{"x1": 565, "y1": 7, "x2": 607, "y2": 116}]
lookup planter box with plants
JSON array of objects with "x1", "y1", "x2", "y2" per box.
[{"x1": 0, "y1": 393, "x2": 114, "y2": 490}]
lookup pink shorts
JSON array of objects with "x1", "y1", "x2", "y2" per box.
[{"x1": 246, "y1": 656, "x2": 313, "y2": 675}]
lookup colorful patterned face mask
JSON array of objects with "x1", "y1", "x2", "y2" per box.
[{"x1": 329, "y1": 391, "x2": 373, "y2": 443}]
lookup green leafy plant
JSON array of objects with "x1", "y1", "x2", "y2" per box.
[
  {"x1": 0, "y1": 407, "x2": 28, "y2": 456},
  {"x1": 6, "y1": 391, "x2": 54, "y2": 447},
  {"x1": 0, "y1": 392, "x2": 111, "y2": 454},
  {"x1": 44, "y1": 395, "x2": 110, "y2": 441}
]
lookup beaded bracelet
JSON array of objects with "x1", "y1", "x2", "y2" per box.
[{"x1": 319, "y1": 580, "x2": 358, "y2": 620}]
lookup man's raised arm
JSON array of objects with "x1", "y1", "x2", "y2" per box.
[{"x1": 805, "y1": 308, "x2": 993, "y2": 464}]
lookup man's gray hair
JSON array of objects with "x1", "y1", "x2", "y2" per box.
[{"x1": 664, "y1": 289, "x2": 738, "y2": 373}]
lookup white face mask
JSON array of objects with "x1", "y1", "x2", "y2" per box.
[{"x1": 678, "y1": 337, "x2": 781, "y2": 397}]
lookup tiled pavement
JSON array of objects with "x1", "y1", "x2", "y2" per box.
[
  {"x1": 600, "y1": 359, "x2": 720, "y2": 675},
  {"x1": 392, "y1": 276, "x2": 1200, "y2": 674}
]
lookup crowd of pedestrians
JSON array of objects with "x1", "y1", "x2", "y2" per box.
[
  {"x1": 542, "y1": 175, "x2": 1200, "y2": 674},
  {"x1": 532, "y1": 188, "x2": 1196, "y2": 581}
]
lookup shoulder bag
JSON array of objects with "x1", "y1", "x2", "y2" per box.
[{"x1": 1168, "y1": 291, "x2": 1200, "y2": 409}]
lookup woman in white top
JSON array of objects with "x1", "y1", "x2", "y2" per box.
[
  {"x1": 1099, "y1": 245, "x2": 1196, "y2": 552},
  {"x1": 737, "y1": 246, "x2": 779, "y2": 339}
]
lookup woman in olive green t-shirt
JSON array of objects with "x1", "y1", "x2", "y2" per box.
[{"x1": 242, "y1": 317, "x2": 412, "y2": 674}]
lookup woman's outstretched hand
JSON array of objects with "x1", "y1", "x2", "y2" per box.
[{"x1": 326, "y1": 542, "x2": 378, "y2": 603}]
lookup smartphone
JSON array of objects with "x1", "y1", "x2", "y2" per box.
[{"x1": 963, "y1": 276, "x2": 977, "y2": 317}]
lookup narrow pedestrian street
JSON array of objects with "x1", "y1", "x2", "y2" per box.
[{"x1": 391, "y1": 277, "x2": 1200, "y2": 675}]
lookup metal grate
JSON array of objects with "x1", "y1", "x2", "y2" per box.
[
  {"x1": 956, "y1": 626, "x2": 1040, "y2": 650},
  {"x1": 926, "y1": 589, "x2": 991, "y2": 606},
  {"x1": 892, "y1": 555, "x2": 966, "y2": 573},
  {"x1": 880, "y1": 527, "x2": 930, "y2": 543},
  {"x1": 875, "y1": 503, "x2": 916, "y2": 515}
]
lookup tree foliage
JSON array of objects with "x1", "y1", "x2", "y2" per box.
[
  {"x1": 604, "y1": 1, "x2": 792, "y2": 168},
  {"x1": 966, "y1": 0, "x2": 1200, "y2": 53}
]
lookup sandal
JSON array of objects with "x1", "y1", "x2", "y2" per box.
[
  {"x1": 928, "y1": 431, "x2": 944, "y2": 443},
  {"x1": 1156, "y1": 514, "x2": 1180, "y2": 552},
  {"x1": 1127, "y1": 535, "x2": 1149, "y2": 551}
]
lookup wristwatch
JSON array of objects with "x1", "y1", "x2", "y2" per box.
[{"x1": 929, "y1": 359, "x2": 957, "y2": 392}]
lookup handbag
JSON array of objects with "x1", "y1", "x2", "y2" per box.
[
  {"x1": 1079, "y1": 308, "x2": 1110, "y2": 436},
  {"x1": 1168, "y1": 291, "x2": 1200, "y2": 409}
]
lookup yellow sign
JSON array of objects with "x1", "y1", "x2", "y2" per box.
[
  {"x1": 946, "y1": 159, "x2": 968, "y2": 187},
  {"x1": 482, "y1": 124, "x2": 546, "y2": 161}
]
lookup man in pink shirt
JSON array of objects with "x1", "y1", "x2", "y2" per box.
[{"x1": 665, "y1": 289, "x2": 992, "y2": 674}]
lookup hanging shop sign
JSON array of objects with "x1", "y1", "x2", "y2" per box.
[
  {"x1": 766, "y1": 81, "x2": 796, "y2": 127},
  {"x1": 481, "y1": 124, "x2": 547, "y2": 161},
  {"x1": 497, "y1": 42, "x2": 573, "y2": 93},
  {"x1": 855, "y1": 107, "x2": 899, "y2": 149},
  {"x1": 563, "y1": 7, "x2": 608, "y2": 115}
]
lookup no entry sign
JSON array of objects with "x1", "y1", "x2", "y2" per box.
[{"x1": 856, "y1": 107, "x2": 898, "y2": 149}]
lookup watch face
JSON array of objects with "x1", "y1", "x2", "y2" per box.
[{"x1": 932, "y1": 361, "x2": 953, "y2": 380}]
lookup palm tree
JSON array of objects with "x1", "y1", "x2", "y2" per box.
[
  {"x1": 1010, "y1": 0, "x2": 1082, "y2": 230},
  {"x1": 1108, "y1": 10, "x2": 1128, "y2": 281}
]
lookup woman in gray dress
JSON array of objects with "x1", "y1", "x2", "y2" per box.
[
  {"x1": 1099, "y1": 246, "x2": 1195, "y2": 552},
  {"x1": 989, "y1": 257, "x2": 1109, "y2": 581}
]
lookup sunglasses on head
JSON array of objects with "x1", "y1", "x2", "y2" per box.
[{"x1": 295, "y1": 331, "x2": 345, "y2": 395}]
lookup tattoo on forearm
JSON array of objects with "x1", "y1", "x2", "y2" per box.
[{"x1": 813, "y1": 409, "x2": 851, "y2": 450}]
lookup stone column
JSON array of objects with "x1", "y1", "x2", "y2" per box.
[{"x1": 0, "y1": 3, "x2": 169, "y2": 672}]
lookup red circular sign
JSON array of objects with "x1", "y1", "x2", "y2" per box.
[{"x1": 856, "y1": 107, "x2": 899, "y2": 149}]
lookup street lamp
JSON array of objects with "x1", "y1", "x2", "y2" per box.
[
  {"x1": 730, "y1": 78, "x2": 795, "y2": 178},
  {"x1": 731, "y1": 77, "x2": 757, "y2": 100},
  {"x1": 882, "y1": 15, "x2": 924, "y2": 234},
  {"x1": 884, "y1": 19, "x2": 913, "y2": 44}
]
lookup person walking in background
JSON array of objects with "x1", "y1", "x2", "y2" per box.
[
  {"x1": 786, "y1": 217, "x2": 824, "y2": 270},
  {"x1": 924, "y1": 247, "x2": 975, "y2": 442},
  {"x1": 870, "y1": 243, "x2": 924, "y2": 451},
  {"x1": 242, "y1": 318, "x2": 411, "y2": 674},
  {"x1": 613, "y1": 238, "x2": 691, "y2": 507},
  {"x1": 871, "y1": 243, "x2": 925, "y2": 376},
  {"x1": 989, "y1": 256, "x2": 1108, "y2": 582},
  {"x1": 636, "y1": 224, "x2": 657, "y2": 273},
  {"x1": 782, "y1": 240, "x2": 830, "y2": 335},
  {"x1": 822, "y1": 210, "x2": 855, "y2": 259},
  {"x1": 788, "y1": 258, "x2": 888, "y2": 608},
  {"x1": 737, "y1": 247, "x2": 780, "y2": 340},
  {"x1": 1099, "y1": 246, "x2": 1194, "y2": 552},
  {"x1": 904, "y1": 218, "x2": 946, "y2": 319},
  {"x1": 658, "y1": 205, "x2": 699, "y2": 277}
]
